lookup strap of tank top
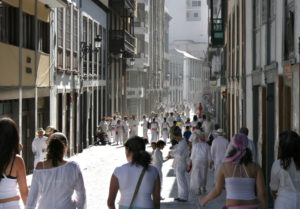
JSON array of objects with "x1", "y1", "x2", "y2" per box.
[
  {"x1": 9, "y1": 155, "x2": 16, "y2": 176},
  {"x1": 232, "y1": 164, "x2": 238, "y2": 177},
  {"x1": 243, "y1": 165, "x2": 250, "y2": 178}
]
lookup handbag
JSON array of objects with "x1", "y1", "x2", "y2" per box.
[{"x1": 129, "y1": 167, "x2": 146, "y2": 209}]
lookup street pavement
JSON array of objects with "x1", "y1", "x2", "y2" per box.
[{"x1": 27, "y1": 125, "x2": 226, "y2": 208}]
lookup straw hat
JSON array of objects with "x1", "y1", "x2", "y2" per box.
[
  {"x1": 216, "y1": 128, "x2": 224, "y2": 135},
  {"x1": 36, "y1": 128, "x2": 45, "y2": 135}
]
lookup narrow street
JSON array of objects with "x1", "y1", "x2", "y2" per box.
[{"x1": 27, "y1": 125, "x2": 225, "y2": 209}]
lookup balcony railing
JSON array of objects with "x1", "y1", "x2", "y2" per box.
[
  {"x1": 110, "y1": 0, "x2": 136, "y2": 16},
  {"x1": 110, "y1": 30, "x2": 135, "y2": 58}
]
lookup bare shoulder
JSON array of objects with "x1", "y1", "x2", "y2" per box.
[
  {"x1": 35, "y1": 161, "x2": 44, "y2": 170},
  {"x1": 15, "y1": 155, "x2": 25, "y2": 166}
]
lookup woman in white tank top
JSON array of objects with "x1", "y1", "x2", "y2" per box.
[
  {"x1": 0, "y1": 117, "x2": 28, "y2": 209},
  {"x1": 107, "y1": 136, "x2": 160, "y2": 209},
  {"x1": 270, "y1": 131, "x2": 300, "y2": 209},
  {"x1": 199, "y1": 133, "x2": 267, "y2": 209}
]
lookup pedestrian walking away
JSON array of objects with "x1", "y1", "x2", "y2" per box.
[
  {"x1": 199, "y1": 133, "x2": 267, "y2": 209},
  {"x1": 270, "y1": 131, "x2": 300, "y2": 209},
  {"x1": 107, "y1": 136, "x2": 160, "y2": 209},
  {"x1": 161, "y1": 118, "x2": 169, "y2": 143},
  {"x1": 0, "y1": 117, "x2": 28, "y2": 209},
  {"x1": 150, "y1": 118, "x2": 159, "y2": 143},
  {"x1": 26, "y1": 132, "x2": 87, "y2": 209}
]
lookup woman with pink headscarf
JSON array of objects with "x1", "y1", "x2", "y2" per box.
[{"x1": 199, "y1": 133, "x2": 267, "y2": 209}]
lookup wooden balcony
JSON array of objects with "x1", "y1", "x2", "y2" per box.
[
  {"x1": 109, "y1": 0, "x2": 136, "y2": 16},
  {"x1": 110, "y1": 29, "x2": 135, "y2": 58}
]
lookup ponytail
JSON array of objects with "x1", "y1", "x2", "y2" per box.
[
  {"x1": 125, "y1": 136, "x2": 151, "y2": 169},
  {"x1": 46, "y1": 132, "x2": 68, "y2": 167},
  {"x1": 132, "y1": 150, "x2": 151, "y2": 169}
]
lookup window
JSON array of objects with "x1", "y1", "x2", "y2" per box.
[
  {"x1": 194, "y1": 12, "x2": 198, "y2": 17},
  {"x1": 83, "y1": 16, "x2": 87, "y2": 75},
  {"x1": 0, "y1": 2, "x2": 19, "y2": 46},
  {"x1": 38, "y1": 21, "x2": 50, "y2": 53},
  {"x1": 186, "y1": 10, "x2": 201, "y2": 21},
  {"x1": 57, "y1": 8, "x2": 63, "y2": 48},
  {"x1": 66, "y1": 6, "x2": 71, "y2": 50},
  {"x1": 73, "y1": 8, "x2": 78, "y2": 71},
  {"x1": 192, "y1": 1, "x2": 201, "y2": 7},
  {"x1": 88, "y1": 19, "x2": 92, "y2": 75},
  {"x1": 98, "y1": 25, "x2": 102, "y2": 78},
  {"x1": 23, "y1": 13, "x2": 35, "y2": 50},
  {"x1": 284, "y1": 10, "x2": 294, "y2": 60}
]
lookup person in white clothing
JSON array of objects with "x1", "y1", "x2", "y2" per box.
[
  {"x1": 167, "y1": 112, "x2": 175, "y2": 127},
  {"x1": 98, "y1": 117, "x2": 108, "y2": 133},
  {"x1": 190, "y1": 134, "x2": 211, "y2": 194},
  {"x1": 107, "y1": 136, "x2": 160, "y2": 209},
  {"x1": 211, "y1": 128, "x2": 228, "y2": 184},
  {"x1": 122, "y1": 116, "x2": 129, "y2": 144},
  {"x1": 184, "y1": 106, "x2": 190, "y2": 119},
  {"x1": 115, "y1": 119, "x2": 123, "y2": 145},
  {"x1": 161, "y1": 118, "x2": 169, "y2": 143},
  {"x1": 111, "y1": 116, "x2": 117, "y2": 143},
  {"x1": 188, "y1": 122, "x2": 203, "y2": 149},
  {"x1": 26, "y1": 133, "x2": 86, "y2": 209},
  {"x1": 150, "y1": 118, "x2": 159, "y2": 143},
  {"x1": 167, "y1": 127, "x2": 189, "y2": 202},
  {"x1": 141, "y1": 115, "x2": 149, "y2": 139},
  {"x1": 129, "y1": 115, "x2": 139, "y2": 137},
  {"x1": 32, "y1": 128, "x2": 48, "y2": 168},
  {"x1": 152, "y1": 140, "x2": 166, "y2": 199},
  {"x1": 0, "y1": 117, "x2": 28, "y2": 209},
  {"x1": 202, "y1": 115, "x2": 214, "y2": 141},
  {"x1": 270, "y1": 131, "x2": 300, "y2": 209}
]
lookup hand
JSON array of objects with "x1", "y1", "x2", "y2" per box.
[
  {"x1": 42, "y1": 148, "x2": 46, "y2": 152},
  {"x1": 199, "y1": 197, "x2": 207, "y2": 207}
]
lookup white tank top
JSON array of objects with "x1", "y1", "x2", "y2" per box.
[
  {"x1": 0, "y1": 156, "x2": 19, "y2": 199},
  {"x1": 225, "y1": 164, "x2": 256, "y2": 200}
]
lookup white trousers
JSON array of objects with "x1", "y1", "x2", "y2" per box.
[
  {"x1": 190, "y1": 160, "x2": 208, "y2": 192},
  {"x1": 162, "y1": 130, "x2": 168, "y2": 143},
  {"x1": 123, "y1": 131, "x2": 128, "y2": 144},
  {"x1": 151, "y1": 131, "x2": 158, "y2": 143},
  {"x1": 143, "y1": 128, "x2": 148, "y2": 138},
  {"x1": 175, "y1": 162, "x2": 189, "y2": 200}
]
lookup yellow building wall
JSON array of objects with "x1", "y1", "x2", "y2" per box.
[
  {"x1": 0, "y1": 43, "x2": 19, "y2": 86},
  {"x1": 0, "y1": 43, "x2": 49, "y2": 87},
  {"x1": 3, "y1": 0, "x2": 49, "y2": 22}
]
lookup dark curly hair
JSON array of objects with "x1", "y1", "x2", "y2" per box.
[
  {"x1": 0, "y1": 117, "x2": 19, "y2": 182},
  {"x1": 47, "y1": 133, "x2": 68, "y2": 167},
  {"x1": 279, "y1": 131, "x2": 300, "y2": 170},
  {"x1": 124, "y1": 136, "x2": 151, "y2": 169}
]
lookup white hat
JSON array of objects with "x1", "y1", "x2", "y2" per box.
[{"x1": 216, "y1": 128, "x2": 224, "y2": 135}]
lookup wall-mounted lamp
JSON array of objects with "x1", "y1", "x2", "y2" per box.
[{"x1": 80, "y1": 35, "x2": 102, "y2": 58}]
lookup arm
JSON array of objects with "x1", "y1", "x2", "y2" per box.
[
  {"x1": 25, "y1": 171, "x2": 39, "y2": 209},
  {"x1": 199, "y1": 163, "x2": 225, "y2": 206},
  {"x1": 32, "y1": 140, "x2": 36, "y2": 155},
  {"x1": 74, "y1": 166, "x2": 87, "y2": 209},
  {"x1": 16, "y1": 156, "x2": 28, "y2": 205},
  {"x1": 107, "y1": 174, "x2": 119, "y2": 209},
  {"x1": 269, "y1": 161, "x2": 280, "y2": 201},
  {"x1": 152, "y1": 176, "x2": 161, "y2": 209},
  {"x1": 256, "y1": 165, "x2": 267, "y2": 209}
]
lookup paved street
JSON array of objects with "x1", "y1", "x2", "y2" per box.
[{"x1": 27, "y1": 141, "x2": 225, "y2": 208}]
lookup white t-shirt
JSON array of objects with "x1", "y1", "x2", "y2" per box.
[
  {"x1": 26, "y1": 161, "x2": 86, "y2": 209},
  {"x1": 113, "y1": 162, "x2": 159, "y2": 208},
  {"x1": 211, "y1": 136, "x2": 229, "y2": 165},
  {"x1": 191, "y1": 141, "x2": 211, "y2": 162},
  {"x1": 270, "y1": 159, "x2": 300, "y2": 209}
]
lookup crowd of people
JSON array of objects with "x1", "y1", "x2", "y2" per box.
[{"x1": 0, "y1": 102, "x2": 300, "y2": 209}]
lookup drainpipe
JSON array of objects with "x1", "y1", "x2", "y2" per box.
[
  {"x1": 19, "y1": 0, "x2": 23, "y2": 147},
  {"x1": 34, "y1": 0, "x2": 38, "y2": 132}
]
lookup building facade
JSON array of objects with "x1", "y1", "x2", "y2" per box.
[
  {"x1": 108, "y1": 0, "x2": 136, "y2": 116},
  {"x1": 0, "y1": 0, "x2": 67, "y2": 172},
  {"x1": 146, "y1": 0, "x2": 165, "y2": 113},
  {"x1": 126, "y1": 0, "x2": 149, "y2": 119},
  {"x1": 244, "y1": 0, "x2": 300, "y2": 205}
]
